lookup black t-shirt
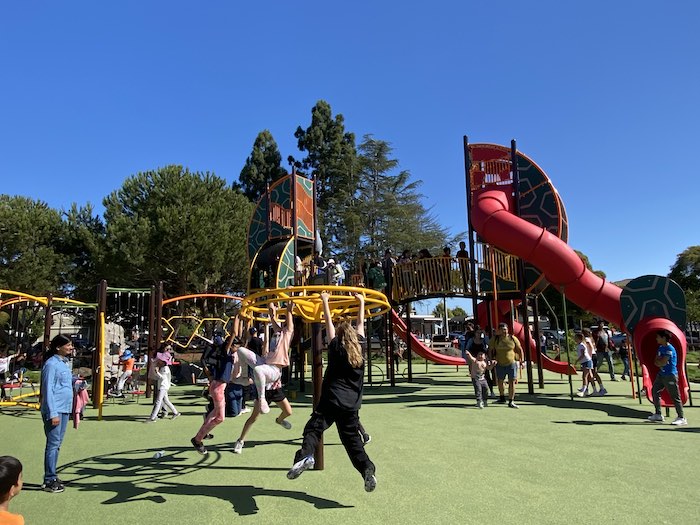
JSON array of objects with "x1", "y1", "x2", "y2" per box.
[
  {"x1": 247, "y1": 336, "x2": 264, "y2": 356},
  {"x1": 321, "y1": 335, "x2": 365, "y2": 412}
]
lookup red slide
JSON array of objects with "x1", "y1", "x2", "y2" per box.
[
  {"x1": 471, "y1": 189, "x2": 688, "y2": 405},
  {"x1": 390, "y1": 309, "x2": 466, "y2": 366}
]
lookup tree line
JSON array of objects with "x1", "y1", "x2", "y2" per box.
[{"x1": 0, "y1": 100, "x2": 452, "y2": 300}]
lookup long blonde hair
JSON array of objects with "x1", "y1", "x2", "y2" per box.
[{"x1": 336, "y1": 321, "x2": 364, "y2": 368}]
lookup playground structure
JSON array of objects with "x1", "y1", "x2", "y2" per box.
[
  {"x1": 463, "y1": 140, "x2": 688, "y2": 406},
  {"x1": 0, "y1": 289, "x2": 97, "y2": 409},
  {"x1": 1, "y1": 140, "x2": 690, "y2": 415}
]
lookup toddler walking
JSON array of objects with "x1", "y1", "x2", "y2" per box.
[{"x1": 464, "y1": 350, "x2": 496, "y2": 408}]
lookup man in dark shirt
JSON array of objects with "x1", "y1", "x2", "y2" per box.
[{"x1": 247, "y1": 327, "x2": 264, "y2": 356}]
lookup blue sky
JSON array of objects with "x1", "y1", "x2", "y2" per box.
[{"x1": 1, "y1": 1, "x2": 698, "y2": 309}]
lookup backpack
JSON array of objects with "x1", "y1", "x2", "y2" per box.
[{"x1": 202, "y1": 342, "x2": 228, "y2": 378}]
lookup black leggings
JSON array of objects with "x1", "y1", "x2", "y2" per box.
[{"x1": 294, "y1": 404, "x2": 374, "y2": 477}]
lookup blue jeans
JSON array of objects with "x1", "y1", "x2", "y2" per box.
[
  {"x1": 621, "y1": 356, "x2": 630, "y2": 378},
  {"x1": 44, "y1": 413, "x2": 69, "y2": 483}
]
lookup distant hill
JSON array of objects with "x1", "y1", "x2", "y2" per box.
[{"x1": 613, "y1": 279, "x2": 632, "y2": 288}]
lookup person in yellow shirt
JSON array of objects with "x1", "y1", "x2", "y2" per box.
[
  {"x1": 0, "y1": 456, "x2": 24, "y2": 524},
  {"x1": 492, "y1": 322, "x2": 523, "y2": 409}
]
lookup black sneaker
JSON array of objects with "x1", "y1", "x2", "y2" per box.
[
  {"x1": 190, "y1": 437, "x2": 208, "y2": 455},
  {"x1": 204, "y1": 433, "x2": 214, "y2": 440},
  {"x1": 508, "y1": 401, "x2": 519, "y2": 409},
  {"x1": 363, "y1": 465, "x2": 377, "y2": 492},
  {"x1": 42, "y1": 480, "x2": 65, "y2": 493},
  {"x1": 362, "y1": 433, "x2": 372, "y2": 445},
  {"x1": 494, "y1": 398, "x2": 506, "y2": 404}
]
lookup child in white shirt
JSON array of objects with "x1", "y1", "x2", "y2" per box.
[
  {"x1": 575, "y1": 333, "x2": 594, "y2": 397},
  {"x1": 148, "y1": 351, "x2": 180, "y2": 421}
]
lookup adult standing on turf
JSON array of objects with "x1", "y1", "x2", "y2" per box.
[
  {"x1": 40, "y1": 335, "x2": 74, "y2": 493},
  {"x1": 287, "y1": 291, "x2": 377, "y2": 492},
  {"x1": 492, "y1": 322, "x2": 523, "y2": 409},
  {"x1": 647, "y1": 329, "x2": 687, "y2": 426},
  {"x1": 595, "y1": 321, "x2": 616, "y2": 381}
]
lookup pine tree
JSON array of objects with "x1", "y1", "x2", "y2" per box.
[
  {"x1": 234, "y1": 130, "x2": 288, "y2": 202},
  {"x1": 356, "y1": 134, "x2": 449, "y2": 261},
  {"x1": 293, "y1": 100, "x2": 358, "y2": 261}
]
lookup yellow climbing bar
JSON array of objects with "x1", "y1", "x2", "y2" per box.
[{"x1": 240, "y1": 285, "x2": 390, "y2": 323}]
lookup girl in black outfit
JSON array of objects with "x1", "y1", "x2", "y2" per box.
[{"x1": 287, "y1": 291, "x2": 377, "y2": 492}]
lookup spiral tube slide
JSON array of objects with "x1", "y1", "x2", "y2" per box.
[{"x1": 472, "y1": 189, "x2": 688, "y2": 405}]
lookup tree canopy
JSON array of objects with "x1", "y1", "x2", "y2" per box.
[
  {"x1": 0, "y1": 195, "x2": 70, "y2": 295},
  {"x1": 234, "y1": 130, "x2": 288, "y2": 202},
  {"x1": 102, "y1": 165, "x2": 253, "y2": 295},
  {"x1": 669, "y1": 246, "x2": 700, "y2": 321},
  {"x1": 293, "y1": 100, "x2": 357, "y2": 259},
  {"x1": 356, "y1": 134, "x2": 450, "y2": 261}
]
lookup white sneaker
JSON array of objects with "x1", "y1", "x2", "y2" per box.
[
  {"x1": 287, "y1": 455, "x2": 315, "y2": 479},
  {"x1": 276, "y1": 417, "x2": 292, "y2": 430},
  {"x1": 233, "y1": 440, "x2": 244, "y2": 454},
  {"x1": 240, "y1": 407, "x2": 251, "y2": 414},
  {"x1": 577, "y1": 387, "x2": 586, "y2": 393},
  {"x1": 477, "y1": 401, "x2": 484, "y2": 409},
  {"x1": 647, "y1": 414, "x2": 664, "y2": 423},
  {"x1": 671, "y1": 417, "x2": 688, "y2": 426},
  {"x1": 576, "y1": 391, "x2": 586, "y2": 397}
]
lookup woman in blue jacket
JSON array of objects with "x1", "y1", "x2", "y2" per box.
[{"x1": 40, "y1": 334, "x2": 74, "y2": 493}]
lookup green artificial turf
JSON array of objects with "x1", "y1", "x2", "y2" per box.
[{"x1": 2, "y1": 366, "x2": 699, "y2": 525}]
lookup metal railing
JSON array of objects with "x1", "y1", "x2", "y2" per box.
[{"x1": 390, "y1": 245, "x2": 519, "y2": 303}]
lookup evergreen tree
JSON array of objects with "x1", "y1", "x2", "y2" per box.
[
  {"x1": 234, "y1": 130, "x2": 288, "y2": 202},
  {"x1": 293, "y1": 100, "x2": 358, "y2": 261},
  {"x1": 102, "y1": 166, "x2": 253, "y2": 295},
  {"x1": 63, "y1": 203, "x2": 107, "y2": 300},
  {"x1": 356, "y1": 134, "x2": 450, "y2": 261},
  {"x1": 0, "y1": 195, "x2": 70, "y2": 295}
]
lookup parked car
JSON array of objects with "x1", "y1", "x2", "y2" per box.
[
  {"x1": 541, "y1": 329, "x2": 564, "y2": 345},
  {"x1": 610, "y1": 332, "x2": 627, "y2": 348}
]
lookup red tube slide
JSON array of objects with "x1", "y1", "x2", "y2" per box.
[
  {"x1": 472, "y1": 189, "x2": 688, "y2": 404},
  {"x1": 390, "y1": 310, "x2": 466, "y2": 366}
]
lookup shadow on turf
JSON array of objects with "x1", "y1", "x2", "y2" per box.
[
  {"x1": 524, "y1": 394, "x2": 651, "y2": 419},
  {"x1": 655, "y1": 426, "x2": 700, "y2": 433},
  {"x1": 56, "y1": 447, "x2": 353, "y2": 515}
]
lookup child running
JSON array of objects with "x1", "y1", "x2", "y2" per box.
[
  {"x1": 287, "y1": 291, "x2": 377, "y2": 492},
  {"x1": 575, "y1": 333, "x2": 594, "y2": 396},
  {"x1": 148, "y1": 351, "x2": 180, "y2": 421},
  {"x1": 191, "y1": 333, "x2": 240, "y2": 455},
  {"x1": 0, "y1": 456, "x2": 24, "y2": 525},
  {"x1": 464, "y1": 349, "x2": 496, "y2": 408}
]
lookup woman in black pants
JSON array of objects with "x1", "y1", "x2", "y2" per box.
[{"x1": 287, "y1": 291, "x2": 377, "y2": 492}]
